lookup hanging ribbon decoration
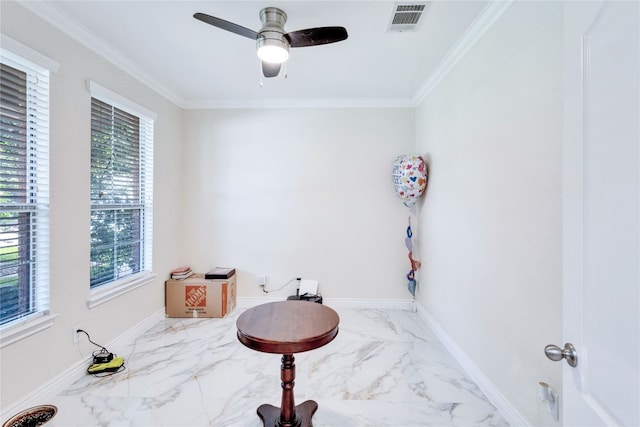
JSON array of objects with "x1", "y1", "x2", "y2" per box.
[
  {"x1": 405, "y1": 217, "x2": 422, "y2": 296},
  {"x1": 393, "y1": 154, "x2": 428, "y2": 297}
]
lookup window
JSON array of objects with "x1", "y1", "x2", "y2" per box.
[
  {"x1": 0, "y1": 55, "x2": 50, "y2": 327},
  {"x1": 89, "y1": 83, "x2": 154, "y2": 297}
]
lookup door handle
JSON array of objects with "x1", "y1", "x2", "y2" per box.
[{"x1": 544, "y1": 342, "x2": 578, "y2": 367}]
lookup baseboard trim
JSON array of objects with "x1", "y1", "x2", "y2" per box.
[
  {"x1": 109, "y1": 308, "x2": 166, "y2": 348},
  {"x1": 10, "y1": 301, "x2": 520, "y2": 424},
  {"x1": 415, "y1": 303, "x2": 529, "y2": 427},
  {"x1": 1, "y1": 353, "x2": 94, "y2": 423},
  {"x1": 1, "y1": 308, "x2": 165, "y2": 422},
  {"x1": 237, "y1": 296, "x2": 415, "y2": 310}
]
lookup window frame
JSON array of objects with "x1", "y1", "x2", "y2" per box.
[
  {"x1": 87, "y1": 81, "x2": 156, "y2": 308},
  {"x1": 0, "y1": 35, "x2": 59, "y2": 348}
]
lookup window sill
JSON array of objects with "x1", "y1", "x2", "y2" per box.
[
  {"x1": 87, "y1": 273, "x2": 156, "y2": 309},
  {"x1": 0, "y1": 312, "x2": 59, "y2": 349}
]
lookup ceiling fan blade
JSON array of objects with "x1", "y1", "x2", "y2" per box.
[
  {"x1": 193, "y1": 12, "x2": 259, "y2": 40},
  {"x1": 262, "y1": 62, "x2": 281, "y2": 78},
  {"x1": 285, "y1": 27, "x2": 348, "y2": 48}
]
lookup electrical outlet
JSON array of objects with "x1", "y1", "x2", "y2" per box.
[
  {"x1": 258, "y1": 275, "x2": 267, "y2": 287},
  {"x1": 73, "y1": 325, "x2": 82, "y2": 343}
]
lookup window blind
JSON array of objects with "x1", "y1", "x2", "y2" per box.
[
  {"x1": 89, "y1": 95, "x2": 153, "y2": 289},
  {"x1": 0, "y1": 59, "x2": 51, "y2": 326}
]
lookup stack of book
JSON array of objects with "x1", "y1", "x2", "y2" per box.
[{"x1": 170, "y1": 266, "x2": 194, "y2": 280}]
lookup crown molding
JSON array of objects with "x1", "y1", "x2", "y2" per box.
[
  {"x1": 412, "y1": 0, "x2": 513, "y2": 106},
  {"x1": 15, "y1": 1, "x2": 414, "y2": 110},
  {"x1": 18, "y1": 0, "x2": 183, "y2": 107},
  {"x1": 181, "y1": 97, "x2": 415, "y2": 109},
  {"x1": 17, "y1": 0, "x2": 511, "y2": 110}
]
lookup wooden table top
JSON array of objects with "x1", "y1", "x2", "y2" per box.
[{"x1": 236, "y1": 300, "x2": 340, "y2": 354}]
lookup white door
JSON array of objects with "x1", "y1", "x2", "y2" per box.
[{"x1": 561, "y1": 1, "x2": 639, "y2": 425}]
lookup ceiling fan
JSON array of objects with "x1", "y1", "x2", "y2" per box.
[{"x1": 194, "y1": 7, "x2": 348, "y2": 78}]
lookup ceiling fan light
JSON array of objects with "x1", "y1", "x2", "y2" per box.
[{"x1": 257, "y1": 37, "x2": 290, "y2": 64}]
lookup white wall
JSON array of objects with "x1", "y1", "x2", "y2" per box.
[
  {"x1": 415, "y1": 2, "x2": 563, "y2": 425},
  {"x1": 0, "y1": 1, "x2": 184, "y2": 411},
  {"x1": 1, "y1": 1, "x2": 570, "y2": 424},
  {"x1": 182, "y1": 108, "x2": 415, "y2": 301}
]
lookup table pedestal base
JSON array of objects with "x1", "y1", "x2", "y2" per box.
[{"x1": 257, "y1": 400, "x2": 318, "y2": 427}]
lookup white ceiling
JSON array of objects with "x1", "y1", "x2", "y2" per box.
[{"x1": 21, "y1": 1, "x2": 489, "y2": 107}]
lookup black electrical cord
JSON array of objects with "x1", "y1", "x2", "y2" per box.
[
  {"x1": 77, "y1": 329, "x2": 126, "y2": 376},
  {"x1": 262, "y1": 277, "x2": 300, "y2": 294},
  {"x1": 76, "y1": 329, "x2": 109, "y2": 355}
]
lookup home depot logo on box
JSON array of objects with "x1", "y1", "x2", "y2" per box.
[
  {"x1": 185, "y1": 285, "x2": 207, "y2": 307},
  {"x1": 165, "y1": 274, "x2": 235, "y2": 318}
]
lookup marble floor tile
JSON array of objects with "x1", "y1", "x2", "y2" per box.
[{"x1": 44, "y1": 307, "x2": 508, "y2": 426}]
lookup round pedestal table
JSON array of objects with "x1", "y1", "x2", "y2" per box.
[{"x1": 236, "y1": 300, "x2": 340, "y2": 427}]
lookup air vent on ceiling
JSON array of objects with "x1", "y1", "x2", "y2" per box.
[{"x1": 387, "y1": 2, "x2": 428, "y2": 32}]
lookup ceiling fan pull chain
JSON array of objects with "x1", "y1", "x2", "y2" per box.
[{"x1": 284, "y1": 61, "x2": 288, "y2": 79}]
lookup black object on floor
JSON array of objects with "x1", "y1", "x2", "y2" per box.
[{"x1": 287, "y1": 294, "x2": 323, "y2": 304}]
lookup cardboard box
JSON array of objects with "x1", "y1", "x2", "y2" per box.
[{"x1": 165, "y1": 273, "x2": 236, "y2": 318}]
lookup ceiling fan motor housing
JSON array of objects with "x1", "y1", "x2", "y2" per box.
[{"x1": 257, "y1": 7, "x2": 290, "y2": 63}]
